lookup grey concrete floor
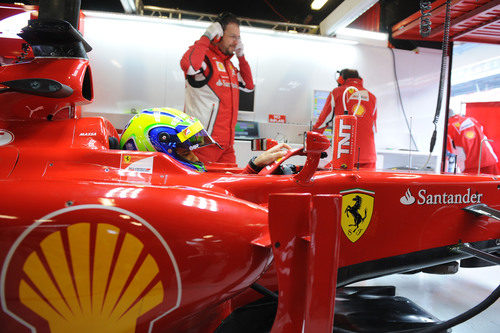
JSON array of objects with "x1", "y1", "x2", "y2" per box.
[{"x1": 351, "y1": 265, "x2": 500, "y2": 332}]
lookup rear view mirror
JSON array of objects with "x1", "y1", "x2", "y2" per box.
[
  {"x1": 303, "y1": 131, "x2": 330, "y2": 154},
  {"x1": 0, "y1": 78, "x2": 73, "y2": 98}
]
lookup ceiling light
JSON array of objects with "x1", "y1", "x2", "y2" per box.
[
  {"x1": 336, "y1": 27, "x2": 388, "y2": 41},
  {"x1": 311, "y1": 0, "x2": 329, "y2": 10},
  {"x1": 120, "y1": 0, "x2": 136, "y2": 14}
]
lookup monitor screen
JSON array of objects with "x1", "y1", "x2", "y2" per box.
[
  {"x1": 312, "y1": 90, "x2": 330, "y2": 122},
  {"x1": 235, "y1": 120, "x2": 259, "y2": 139},
  {"x1": 312, "y1": 90, "x2": 332, "y2": 140}
]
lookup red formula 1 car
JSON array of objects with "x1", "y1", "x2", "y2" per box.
[{"x1": 0, "y1": 2, "x2": 499, "y2": 333}]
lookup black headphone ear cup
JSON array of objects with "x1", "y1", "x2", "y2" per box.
[
  {"x1": 336, "y1": 70, "x2": 344, "y2": 85},
  {"x1": 159, "y1": 132, "x2": 170, "y2": 143},
  {"x1": 216, "y1": 12, "x2": 236, "y2": 31},
  {"x1": 217, "y1": 12, "x2": 227, "y2": 30}
]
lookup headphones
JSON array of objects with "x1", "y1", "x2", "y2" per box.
[
  {"x1": 336, "y1": 69, "x2": 361, "y2": 86},
  {"x1": 216, "y1": 12, "x2": 237, "y2": 31},
  {"x1": 336, "y1": 70, "x2": 345, "y2": 86}
]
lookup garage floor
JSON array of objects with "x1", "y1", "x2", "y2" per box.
[{"x1": 352, "y1": 265, "x2": 500, "y2": 332}]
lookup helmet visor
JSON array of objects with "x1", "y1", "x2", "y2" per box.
[{"x1": 177, "y1": 120, "x2": 219, "y2": 150}]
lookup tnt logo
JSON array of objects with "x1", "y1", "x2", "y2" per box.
[
  {"x1": 332, "y1": 115, "x2": 356, "y2": 170},
  {"x1": 337, "y1": 119, "x2": 352, "y2": 158}
]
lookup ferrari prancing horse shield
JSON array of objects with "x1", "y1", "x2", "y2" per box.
[{"x1": 340, "y1": 188, "x2": 375, "y2": 242}]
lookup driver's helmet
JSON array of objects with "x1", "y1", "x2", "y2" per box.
[{"x1": 120, "y1": 108, "x2": 217, "y2": 172}]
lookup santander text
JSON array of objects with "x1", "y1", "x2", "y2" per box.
[{"x1": 417, "y1": 188, "x2": 482, "y2": 205}]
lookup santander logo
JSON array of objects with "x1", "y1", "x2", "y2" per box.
[
  {"x1": 401, "y1": 188, "x2": 483, "y2": 206},
  {"x1": 400, "y1": 189, "x2": 416, "y2": 205}
]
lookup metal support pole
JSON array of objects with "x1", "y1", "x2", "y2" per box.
[{"x1": 441, "y1": 42, "x2": 454, "y2": 173}]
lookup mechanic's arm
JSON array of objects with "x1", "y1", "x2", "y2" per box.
[
  {"x1": 312, "y1": 92, "x2": 334, "y2": 134},
  {"x1": 235, "y1": 40, "x2": 255, "y2": 91},
  {"x1": 180, "y1": 22, "x2": 223, "y2": 75},
  {"x1": 242, "y1": 143, "x2": 292, "y2": 174}
]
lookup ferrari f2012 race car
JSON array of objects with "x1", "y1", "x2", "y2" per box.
[{"x1": 0, "y1": 1, "x2": 499, "y2": 332}]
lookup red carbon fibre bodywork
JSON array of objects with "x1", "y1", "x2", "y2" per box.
[
  {"x1": 1, "y1": 24, "x2": 499, "y2": 333},
  {"x1": 0, "y1": 58, "x2": 92, "y2": 120}
]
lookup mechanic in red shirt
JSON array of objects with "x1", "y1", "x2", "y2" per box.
[
  {"x1": 447, "y1": 112, "x2": 498, "y2": 174},
  {"x1": 180, "y1": 12, "x2": 254, "y2": 164},
  {"x1": 313, "y1": 69, "x2": 377, "y2": 169}
]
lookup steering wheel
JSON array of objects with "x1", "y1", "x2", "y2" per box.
[{"x1": 258, "y1": 147, "x2": 305, "y2": 176}]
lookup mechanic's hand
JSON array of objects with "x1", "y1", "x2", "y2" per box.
[
  {"x1": 203, "y1": 22, "x2": 223, "y2": 42},
  {"x1": 253, "y1": 143, "x2": 292, "y2": 167},
  {"x1": 235, "y1": 39, "x2": 244, "y2": 57}
]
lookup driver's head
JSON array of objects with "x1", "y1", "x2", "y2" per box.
[
  {"x1": 120, "y1": 108, "x2": 218, "y2": 172},
  {"x1": 215, "y1": 12, "x2": 240, "y2": 56}
]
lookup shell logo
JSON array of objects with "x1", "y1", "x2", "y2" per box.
[
  {"x1": 353, "y1": 104, "x2": 365, "y2": 117},
  {"x1": 1, "y1": 205, "x2": 182, "y2": 333},
  {"x1": 216, "y1": 61, "x2": 226, "y2": 72},
  {"x1": 347, "y1": 88, "x2": 356, "y2": 95},
  {"x1": 465, "y1": 130, "x2": 476, "y2": 139}
]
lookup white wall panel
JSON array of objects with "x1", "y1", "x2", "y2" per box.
[
  {"x1": 241, "y1": 30, "x2": 361, "y2": 125},
  {"x1": 82, "y1": 11, "x2": 445, "y2": 166},
  {"x1": 379, "y1": 48, "x2": 445, "y2": 153}
]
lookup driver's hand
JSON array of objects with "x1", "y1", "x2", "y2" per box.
[{"x1": 253, "y1": 143, "x2": 292, "y2": 167}]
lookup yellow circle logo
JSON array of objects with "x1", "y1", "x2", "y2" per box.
[
  {"x1": 353, "y1": 104, "x2": 366, "y2": 116},
  {"x1": 465, "y1": 131, "x2": 476, "y2": 139},
  {"x1": 2, "y1": 206, "x2": 181, "y2": 333}
]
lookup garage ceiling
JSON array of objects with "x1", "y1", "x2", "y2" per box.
[
  {"x1": 109, "y1": 0, "x2": 500, "y2": 44},
  {"x1": 78, "y1": 0, "x2": 346, "y2": 26},
  {"x1": 5, "y1": 0, "x2": 498, "y2": 44}
]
